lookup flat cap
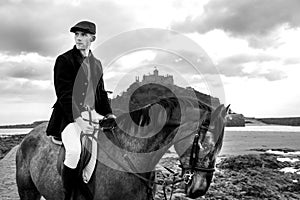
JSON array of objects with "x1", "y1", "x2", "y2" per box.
[{"x1": 70, "y1": 21, "x2": 96, "y2": 34}]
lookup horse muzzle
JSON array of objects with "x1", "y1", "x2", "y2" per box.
[{"x1": 185, "y1": 172, "x2": 213, "y2": 198}]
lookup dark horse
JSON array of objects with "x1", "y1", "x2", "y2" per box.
[{"x1": 16, "y1": 97, "x2": 229, "y2": 200}]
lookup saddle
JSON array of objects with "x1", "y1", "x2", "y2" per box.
[
  {"x1": 53, "y1": 117, "x2": 116, "y2": 183},
  {"x1": 53, "y1": 132, "x2": 98, "y2": 184}
]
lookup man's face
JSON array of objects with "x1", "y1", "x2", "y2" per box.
[{"x1": 74, "y1": 31, "x2": 94, "y2": 50}]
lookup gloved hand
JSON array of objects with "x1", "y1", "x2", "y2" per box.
[{"x1": 99, "y1": 114, "x2": 117, "y2": 130}]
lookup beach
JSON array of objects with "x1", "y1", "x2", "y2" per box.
[{"x1": 0, "y1": 126, "x2": 300, "y2": 200}]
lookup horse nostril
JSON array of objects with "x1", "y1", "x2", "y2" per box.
[
  {"x1": 187, "y1": 186, "x2": 209, "y2": 199},
  {"x1": 189, "y1": 190, "x2": 206, "y2": 198},
  {"x1": 186, "y1": 174, "x2": 212, "y2": 198}
]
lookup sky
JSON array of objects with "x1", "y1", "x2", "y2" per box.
[{"x1": 0, "y1": 0, "x2": 299, "y2": 125}]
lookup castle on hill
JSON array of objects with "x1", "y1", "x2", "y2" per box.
[
  {"x1": 116, "y1": 67, "x2": 220, "y2": 108},
  {"x1": 135, "y1": 68, "x2": 174, "y2": 85},
  {"x1": 109, "y1": 68, "x2": 245, "y2": 127}
]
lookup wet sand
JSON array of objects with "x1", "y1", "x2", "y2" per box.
[{"x1": 0, "y1": 145, "x2": 19, "y2": 200}]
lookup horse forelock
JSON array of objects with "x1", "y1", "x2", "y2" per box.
[
  {"x1": 202, "y1": 105, "x2": 227, "y2": 160},
  {"x1": 174, "y1": 104, "x2": 227, "y2": 168}
]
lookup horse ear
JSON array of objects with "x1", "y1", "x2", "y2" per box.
[
  {"x1": 221, "y1": 104, "x2": 230, "y2": 117},
  {"x1": 225, "y1": 104, "x2": 231, "y2": 113},
  {"x1": 211, "y1": 104, "x2": 224, "y2": 120}
]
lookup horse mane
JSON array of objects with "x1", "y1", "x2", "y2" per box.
[
  {"x1": 116, "y1": 96, "x2": 213, "y2": 135},
  {"x1": 106, "y1": 96, "x2": 215, "y2": 153}
]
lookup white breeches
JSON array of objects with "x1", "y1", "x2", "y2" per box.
[
  {"x1": 61, "y1": 110, "x2": 103, "y2": 169},
  {"x1": 61, "y1": 123, "x2": 82, "y2": 169}
]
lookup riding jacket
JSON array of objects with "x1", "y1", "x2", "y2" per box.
[{"x1": 46, "y1": 46, "x2": 112, "y2": 139}]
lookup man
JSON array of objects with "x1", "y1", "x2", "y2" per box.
[{"x1": 46, "y1": 20, "x2": 115, "y2": 199}]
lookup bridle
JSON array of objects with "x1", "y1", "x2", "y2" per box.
[{"x1": 179, "y1": 124, "x2": 216, "y2": 185}]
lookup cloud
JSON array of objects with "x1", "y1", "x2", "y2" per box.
[
  {"x1": 0, "y1": 52, "x2": 53, "y2": 80},
  {"x1": 217, "y1": 54, "x2": 287, "y2": 81},
  {"x1": 0, "y1": 78, "x2": 54, "y2": 104},
  {"x1": 138, "y1": 50, "x2": 286, "y2": 82},
  {"x1": 113, "y1": 49, "x2": 216, "y2": 79},
  {"x1": 220, "y1": 53, "x2": 278, "y2": 65},
  {"x1": 261, "y1": 69, "x2": 288, "y2": 81},
  {"x1": 0, "y1": 52, "x2": 55, "y2": 108},
  {"x1": 223, "y1": 70, "x2": 300, "y2": 117},
  {"x1": 283, "y1": 57, "x2": 300, "y2": 65},
  {"x1": 172, "y1": 0, "x2": 300, "y2": 47},
  {"x1": 98, "y1": 28, "x2": 272, "y2": 83},
  {"x1": 0, "y1": 0, "x2": 138, "y2": 56},
  {"x1": 102, "y1": 49, "x2": 219, "y2": 95}
]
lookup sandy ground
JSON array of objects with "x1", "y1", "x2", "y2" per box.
[
  {"x1": 0, "y1": 145, "x2": 46, "y2": 200},
  {"x1": 0, "y1": 145, "x2": 20, "y2": 200}
]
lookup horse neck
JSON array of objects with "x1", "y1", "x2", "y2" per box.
[
  {"x1": 102, "y1": 100, "x2": 182, "y2": 170},
  {"x1": 105, "y1": 123, "x2": 179, "y2": 167},
  {"x1": 112, "y1": 123, "x2": 178, "y2": 150}
]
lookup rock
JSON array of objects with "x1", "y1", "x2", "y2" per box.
[
  {"x1": 217, "y1": 154, "x2": 292, "y2": 171},
  {"x1": 226, "y1": 114, "x2": 245, "y2": 127},
  {"x1": 0, "y1": 134, "x2": 27, "y2": 160}
]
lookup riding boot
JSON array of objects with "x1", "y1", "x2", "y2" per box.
[{"x1": 62, "y1": 165, "x2": 78, "y2": 200}]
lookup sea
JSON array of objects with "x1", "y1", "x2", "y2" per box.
[
  {"x1": 221, "y1": 125, "x2": 300, "y2": 156},
  {"x1": 0, "y1": 128, "x2": 33, "y2": 137},
  {"x1": 0, "y1": 125, "x2": 300, "y2": 156},
  {"x1": 164, "y1": 125, "x2": 300, "y2": 157}
]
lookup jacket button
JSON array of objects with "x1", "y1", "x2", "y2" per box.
[
  {"x1": 82, "y1": 92, "x2": 85, "y2": 96},
  {"x1": 79, "y1": 102, "x2": 83, "y2": 106},
  {"x1": 84, "y1": 82, "x2": 88, "y2": 85}
]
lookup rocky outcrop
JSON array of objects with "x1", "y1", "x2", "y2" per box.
[
  {"x1": 155, "y1": 153, "x2": 300, "y2": 200},
  {"x1": 226, "y1": 114, "x2": 245, "y2": 127}
]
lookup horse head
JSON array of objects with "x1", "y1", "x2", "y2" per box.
[{"x1": 174, "y1": 102, "x2": 229, "y2": 198}]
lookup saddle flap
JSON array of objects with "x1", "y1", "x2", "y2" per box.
[{"x1": 79, "y1": 137, "x2": 93, "y2": 171}]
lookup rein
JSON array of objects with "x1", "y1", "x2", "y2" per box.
[
  {"x1": 81, "y1": 107, "x2": 216, "y2": 200},
  {"x1": 81, "y1": 118, "x2": 183, "y2": 200}
]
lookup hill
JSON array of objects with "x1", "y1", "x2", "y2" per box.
[
  {"x1": 0, "y1": 120, "x2": 48, "y2": 129},
  {"x1": 111, "y1": 82, "x2": 220, "y2": 115},
  {"x1": 249, "y1": 117, "x2": 300, "y2": 126},
  {"x1": 110, "y1": 68, "x2": 247, "y2": 127}
]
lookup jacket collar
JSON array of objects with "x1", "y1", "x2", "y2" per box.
[
  {"x1": 72, "y1": 45, "x2": 95, "y2": 65},
  {"x1": 72, "y1": 45, "x2": 98, "y2": 79}
]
